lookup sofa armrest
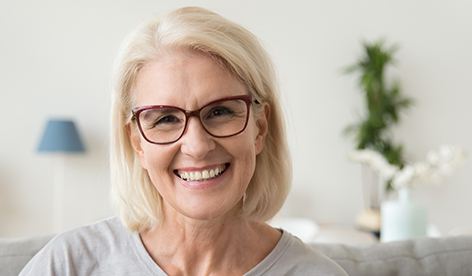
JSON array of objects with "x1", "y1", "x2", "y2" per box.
[
  {"x1": 0, "y1": 235, "x2": 53, "y2": 276},
  {"x1": 313, "y1": 235, "x2": 472, "y2": 276}
]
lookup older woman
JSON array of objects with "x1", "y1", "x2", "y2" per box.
[{"x1": 21, "y1": 7, "x2": 347, "y2": 275}]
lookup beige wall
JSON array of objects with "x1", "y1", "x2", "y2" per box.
[{"x1": 1, "y1": 0, "x2": 471, "y2": 237}]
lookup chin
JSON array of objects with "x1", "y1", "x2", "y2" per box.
[{"x1": 174, "y1": 201, "x2": 240, "y2": 222}]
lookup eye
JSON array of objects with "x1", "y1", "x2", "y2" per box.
[
  {"x1": 206, "y1": 106, "x2": 234, "y2": 119},
  {"x1": 154, "y1": 115, "x2": 181, "y2": 125}
]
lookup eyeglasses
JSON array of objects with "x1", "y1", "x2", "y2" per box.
[{"x1": 131, "y1": 95, "x2": 254, "y2": 145}]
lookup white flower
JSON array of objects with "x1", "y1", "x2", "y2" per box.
[
  {"x1": 350, "y1": 145, "x2": 466, "y2": 190},
  {"x1": 392, "y1": 165, "x2": 415, "y2": 190},
  {"x1": 349, "y1": 149, "x2": 398, "y2": 179},
  {"x1": 426, "y1": 151, "x2": 440, "y2": 165}
]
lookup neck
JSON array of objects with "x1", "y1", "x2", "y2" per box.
[{"x1": 140, "y1": 209, "x2": 280, "y2": 275}]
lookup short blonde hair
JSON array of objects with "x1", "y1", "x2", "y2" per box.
[{"x1": 110, "y1": 7, "x2": 291, "y2": 232}]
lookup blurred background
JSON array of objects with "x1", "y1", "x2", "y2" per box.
[{"x1": 1, "y1": 0, "x2": 471, "y2": 238}]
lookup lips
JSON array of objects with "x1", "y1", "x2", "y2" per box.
[{"x1": 174, "y1": 163, "x2": 230, "y2": 181}]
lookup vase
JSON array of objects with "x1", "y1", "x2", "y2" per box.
[{"x1": 381, "y1": 187, "x2": 427, "y2": 242}]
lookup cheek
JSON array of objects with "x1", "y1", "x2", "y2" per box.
[
  {"x1": 140, "y1": 144, "x2": 177, "y2": 178},
  {"x1": 237, "y1": 148, "x2": 257, "y2": 194},
  {"x1": 246, "y1": 119, "x2": 260, "y2": 154},
  {"x1": 232, "y1": 132, "x2": 258, "y2": 180},
  {"x1": 242, "y1": 150, "x2": 257, "y2": 180}
]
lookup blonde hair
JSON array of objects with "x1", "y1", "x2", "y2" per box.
[{"x1": 110, "y1": 7, "x2": 291, "y2": 232}]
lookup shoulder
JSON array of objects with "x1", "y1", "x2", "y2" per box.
[
  {"x1": 282, "y1": 232, "x2": 347, "y2": 275},
  {"x1": 249, "y1": 231, "x2": 348, "y2": 276},
  {"x1": 42, "y1": 217, "x2": 130, "y2": 255},
  {"x1": 19, "y1": 217, "x2": 142, "y2": 275}
]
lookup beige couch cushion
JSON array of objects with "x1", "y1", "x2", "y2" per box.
[
  {"x1": 0, "y1": 235, "x2": 53, "y2": 276},
  {"x1": 314, "y1": 235, "x2": 472, "y2": 276}
]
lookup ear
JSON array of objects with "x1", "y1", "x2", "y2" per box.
[
  {"x1": 127, "y1": 123, "x2": 147, "y2": 169},
  {"x1": 254, "y1": 103, "x2": 270, "y2": 155}
]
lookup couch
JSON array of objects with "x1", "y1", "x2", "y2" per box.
[{"x1": 1, "y1": 234, "x2": 472, "y2": 275}]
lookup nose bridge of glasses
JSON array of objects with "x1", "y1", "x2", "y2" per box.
[
  {"x1": 186, "y1": 109, "x2": 201, "y2": 119},
  {"x1": 183, "y1": 109, "x2": 211, "y2": 136}
]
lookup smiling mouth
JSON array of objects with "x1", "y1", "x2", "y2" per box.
[{"x1": 174, "y1": 163, "x2": 230, "y2": 182}]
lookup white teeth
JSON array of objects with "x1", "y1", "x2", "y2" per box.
[{"x1": 177, "y1": 165, "x2": 227, "y2": 181}]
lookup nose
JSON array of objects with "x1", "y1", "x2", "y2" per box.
[{"x1": 180, "y1": 117, "x2": 216, "y2": 159}]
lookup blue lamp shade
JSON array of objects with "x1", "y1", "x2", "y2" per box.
[{"x1": 37, "y1": 119, "x2": 86, "y2": 153}]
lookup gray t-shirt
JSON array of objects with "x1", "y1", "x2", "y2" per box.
[{"x1": 20, "y1": 217, "x2": 347, "y2": 275}]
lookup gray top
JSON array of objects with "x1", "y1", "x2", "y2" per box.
[{"x1": 20, "y1": 217, "x2": 347, "y2": 275}]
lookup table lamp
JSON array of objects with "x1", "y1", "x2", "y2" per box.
[{"x1": 37, "y1": 119, "x2": 86, "y2": 231}]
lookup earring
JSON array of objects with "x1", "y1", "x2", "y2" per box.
[{"x1": 242, "y1": 192, "x2": 247, "y2": 207}]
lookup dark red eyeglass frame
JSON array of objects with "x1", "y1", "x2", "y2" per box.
[{"x1": 131, "y1": 94, "x2": 255, "y2": 145}]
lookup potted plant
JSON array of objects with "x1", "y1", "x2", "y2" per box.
[
  {"x1": 344, "y1": 40, "x2": 413, "y2": 234},
  {"x1": 345, "y1": 40, "x2": 413, "y2": 179}
]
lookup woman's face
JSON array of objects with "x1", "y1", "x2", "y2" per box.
[{"x1": 130, "y1": 50, "x2": 267, "y2": 221}]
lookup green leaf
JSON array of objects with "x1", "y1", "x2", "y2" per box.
[{"x1": 342, "y1": 39, "x2": 412, "y2": 191}]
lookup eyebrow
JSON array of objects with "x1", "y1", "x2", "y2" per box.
[{"x1": 132, "y1": 94, "x2": 252, "y2": 112}]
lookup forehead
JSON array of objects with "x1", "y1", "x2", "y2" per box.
[{"x1": 132, "y1": 49, "x2": 247, "y2": 108}]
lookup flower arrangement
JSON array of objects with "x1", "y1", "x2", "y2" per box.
[
  {"x1": 345, "y1": 39, "x2": 467, "y2": 235},
  {"x1": 350, "y1": 145, "x2": 466, "y2": 191}
]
